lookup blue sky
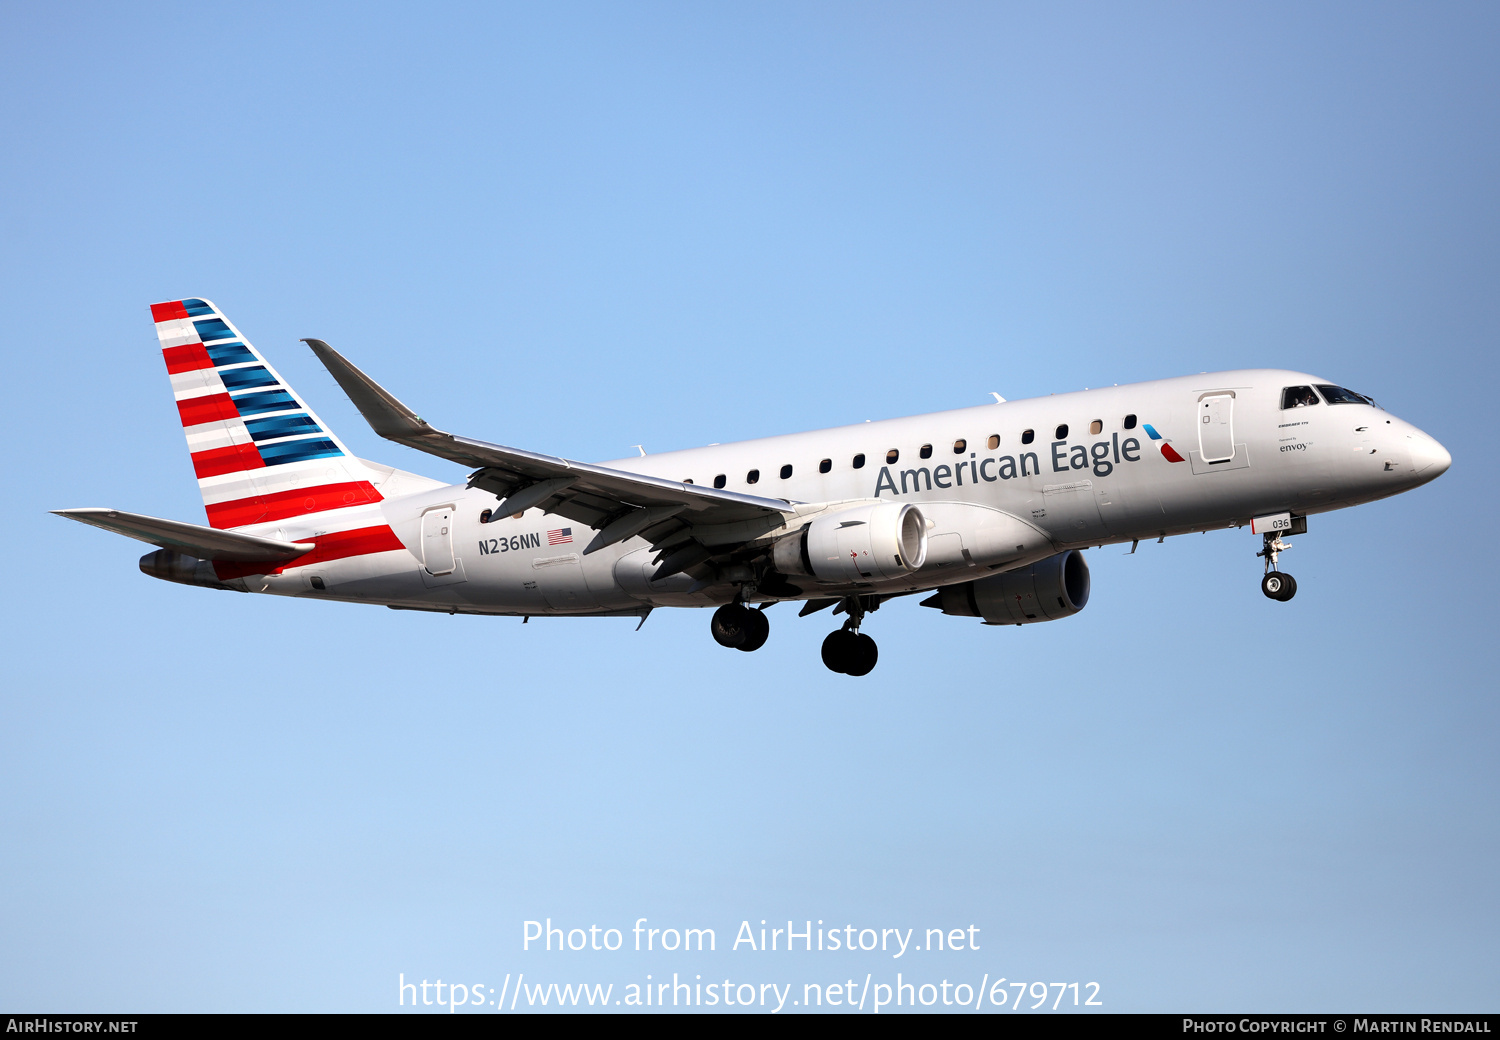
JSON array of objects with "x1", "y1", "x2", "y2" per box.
[{"x1": 1, "y1": 1, "x2": 1496, "y2": 1012}]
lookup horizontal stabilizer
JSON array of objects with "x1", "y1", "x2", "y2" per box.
[{"x1": 51, "y1": 508, "x2": 313, "y2": 562}]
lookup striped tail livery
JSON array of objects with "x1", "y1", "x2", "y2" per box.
[{"x1": 150, "y1": 298, "x2": 383, "y2": 531}]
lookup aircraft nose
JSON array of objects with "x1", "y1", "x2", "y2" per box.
[{"x1": 1410, "y1": 431, "x2": 1451, "y2": 478}]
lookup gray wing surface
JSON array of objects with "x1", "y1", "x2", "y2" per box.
[{"x1": 306, "y1": 339, "x2": 795, "y2": 573}]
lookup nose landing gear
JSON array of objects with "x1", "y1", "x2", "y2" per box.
[
  {"x1": 1257, "y1": 532, "x2": 1297, "y2": 602},
  {"x1": 1261, "y1": 570, "x2": 1297, "y2": 600},
  {"x1": 821, "y1": 597, "x2": 879, "y2": 676}
]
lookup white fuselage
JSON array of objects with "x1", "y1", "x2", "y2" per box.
[{"x1": 237, "y1": 368, "x2": 1449, "y2": 615}]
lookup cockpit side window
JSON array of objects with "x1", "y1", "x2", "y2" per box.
[
  {"x1": 1281, "y1": 386, "x2": 1321, "y2": 409},
  {"x1": 1315, "y1": 384, "x2": 1373, "y2": 406}
]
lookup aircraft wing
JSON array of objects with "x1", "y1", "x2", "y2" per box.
[
  {"x1": 52, "y1": 507, "x2": 314, "y2": 562},
  {"x1": 306, "y1": 339, "x2": 796, "y2": 570}
]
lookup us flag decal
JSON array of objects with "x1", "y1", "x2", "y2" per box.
[{"x1": 547, "y1": 528, "x2": 573, "y2": 546}]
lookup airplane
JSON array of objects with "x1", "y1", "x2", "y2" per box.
[{"x1": 55, "y1": 299, "x2": 1452, "y2": 676}]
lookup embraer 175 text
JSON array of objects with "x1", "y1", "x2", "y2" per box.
[{"x1": 57, "y1": 300, "x2": 1452, "y2": 675}]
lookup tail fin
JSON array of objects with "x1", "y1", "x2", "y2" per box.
[{"x1": 150, "y1": 298, "x2": 384, "y2": 531}]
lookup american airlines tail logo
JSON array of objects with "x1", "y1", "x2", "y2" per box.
[{"x1": 873, "y1": 424, "x2": 1180, "y2": 498}]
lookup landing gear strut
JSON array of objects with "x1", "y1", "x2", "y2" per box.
[
  {"x1": 711, "y1": 601, "x2": 770, "y2": 652},
  {"x1": 822, "y1": 597, "x2": 879, "y2": 676},
  {"x1": 1257, "y1": 532, "x2": 1297, "y2": 602}
]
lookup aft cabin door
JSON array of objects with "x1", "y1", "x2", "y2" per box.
[
  {"x1": 421, "y1": 508, "x2": 456, "y2": 575},
  {"x1": 1198, "y1": 393, "x2": 1235, "y2": 463}
]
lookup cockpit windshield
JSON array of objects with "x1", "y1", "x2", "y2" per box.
[
  {"x1": 1316, "y1": 384, "x2": 1375, "y2": 406},
  {"x1": 1281, "y1": 386, "x2": 1320, "y2": 409}
]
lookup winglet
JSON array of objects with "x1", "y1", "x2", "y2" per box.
[{"x1": 304, "y1": 338, "x2": 432, "y2": 441}]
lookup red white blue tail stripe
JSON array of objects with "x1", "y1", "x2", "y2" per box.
[
  {"x1": 151, "y1": 298, "x2": 408, "y2": 578},
  {"x1": 151, "y1": 298, "x2": 384, "y2": 529}
]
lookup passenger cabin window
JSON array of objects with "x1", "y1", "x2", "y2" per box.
[
  {"x1": 819, "y1": 458, "x2": 832, "y2": 473},
  {"x1": 1316, "y1": 384, "x2": 1372, "y2": 406},
  {"x1": 479, "y1": 509, "x2": 493, "y2": 524},
  {"x1": 1021, "y1": 429, "x2": 1035, "y2": 444},
  {"x1": 779, "y1": 464, "x2": 793, "y2": 479},
  {"x1": 953, "y1": 438, "x2": 966, "y2": 453},
  {"x1": 713, "y1": 474, "x2": 727, "y2": 489},
  {"x1": 1055, "y1": 424, "x2": 1069, "y2": 440},
  {"x1": 746, "y1": 469, "x2": 760, "y2": 484},
  {"x1": 886, "y1": 449, "x2": 899, "y2": 464},
  {"x1": 987, "y1": 434, "x2": 1000, "y2": 450},
  {"x1": 1282, "y1": 386, "x2": 1321, "y2": 409},
  {"x1": 1089, "y1": 420, "x2": 1103, "y2": 435},
  {"x1": 919, "y1": 444, "x2": 933, "y2": 459},
  {"x1": 1123, "y1": 414, "x2": 1137, "y2": 429},
  {"x1": 852, "y1": 454, "x2": 866, "y2": 469}
]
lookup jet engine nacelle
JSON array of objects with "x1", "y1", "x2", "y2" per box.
[
  {"x1": 772, "y1": 502, "x2": 928, "y2": 584},
  {"x1": 921, "y1": 549, "x2": 1090, "y2": 624}
]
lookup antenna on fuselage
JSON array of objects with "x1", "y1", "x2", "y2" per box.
[{"x1": 990, "y1": 392, "x2": 1006, "y2": 404}]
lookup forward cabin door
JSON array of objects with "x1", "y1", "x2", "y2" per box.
[{"x1": 1198, "y1": 393, "x2": 1236, "y2": 463}]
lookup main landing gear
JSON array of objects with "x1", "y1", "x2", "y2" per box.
[
  {"x1": 710, "y1": 601, "x2": 770, "y2": 652},
  {"x1": 709, "y1": 593, "x2": 881, "y2": 675},
  {"x1": 1257, "y1": 532, "x2": 1297, "y2": 602},
  {"x1": 821, "y1": 597, "x2": 879, "y2": 676}
]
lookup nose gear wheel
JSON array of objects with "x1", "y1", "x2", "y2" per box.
[
  {"x1": 1261, "y1": 571, "x2": 1297, "y2": 601},
  {"x1": 1257, "y1": 532, "x2": 1297, "y2": 601}
]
